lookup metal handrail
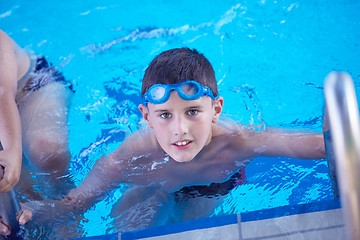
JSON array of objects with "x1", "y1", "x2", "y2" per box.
[
  {"x1": 0, "y1": 141, "x2": 22, "y2": 239},
  {"x1": 324, "y1": 72, "x2": 360, "y2": 240},
  {"x1": 323, "y1": 115, "x2": 339, "y2": 199}
]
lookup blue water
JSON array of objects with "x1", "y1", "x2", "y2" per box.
[{"x1": 1, "y1": 0, "x2": 360, "y2": 238}]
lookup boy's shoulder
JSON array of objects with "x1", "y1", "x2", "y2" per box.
[
  {"x1": 212, "y1": 118, "x2": 251, "y2": 138},
  {"x1": 113, "y1": 127, "x2": 161, "y2": 160},
  {"x1": 211, "y1": 119, "x2": 271, "y2": 153},
  {"x1": 123, "y1": 127, "x2": 156, "y2": 146}
]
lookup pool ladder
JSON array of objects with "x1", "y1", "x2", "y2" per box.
[
  {"x1": 324, "y1": 72, "x2": 360, "y2": 240},
  {"x1": 0, "y1": 141, "x2": 22, "y2": 239}
]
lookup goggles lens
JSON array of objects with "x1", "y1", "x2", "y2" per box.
[
  {"x1": 148, "y1": 86, "x2": 166, "y2": 100},
  {"x1": 181, "y1": 82, "x2": 199, "y2": 97},
  {"x1": 143, "y1": 80, "x2": 216, "y2": 106}
]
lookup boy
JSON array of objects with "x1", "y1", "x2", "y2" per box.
[
  {"x1": 0, "y1": 47, "x2": 325, "y2": 235},
  {"x1": 0, "y1": 29, "x2": 72, "y2": 195}
]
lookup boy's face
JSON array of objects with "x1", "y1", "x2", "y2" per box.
[{"x1": 139, "y1": 91, "x2": 223, "y2": 163}]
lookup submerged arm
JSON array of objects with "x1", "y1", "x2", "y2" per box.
[
  {"x1": 1, "y1": 130, "x2": 158, "y2": 234},
  {"x1": 1, "y1": 136, "x2": 139, "y2": 236},
  {"x1": 63, "y1": 130, "x2": 157, "y2": 213},
  {"x1": 64, "y1": 150, "x2": 128, "y2": 213},
  {"x1": 239, "y1": 127, "x2": 326, "y2": 159}
]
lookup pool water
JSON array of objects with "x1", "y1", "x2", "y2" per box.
[{"x1": 1, "y1": 0, "x2": 360, "y2": 238}]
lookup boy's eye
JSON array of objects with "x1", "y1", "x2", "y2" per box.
[
  {"x1": 187, "y1": 110, "x2": 198, "y2": 116},
  {"x1": 160, "y1": 113, "x2": 171, "y2": 119}
]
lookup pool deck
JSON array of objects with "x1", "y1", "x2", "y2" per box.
[{"x1": 74, "y1": 198, "x2": 344, "y2": 240}]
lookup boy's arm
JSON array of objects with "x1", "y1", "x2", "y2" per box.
[
  {"x1": 62, "y1": 129, "x2": 157, "y2": 212},
  {"x1": 0, "y1": 150, "x2": 127, "y2": 236},
  {"x1": 63, "y1": 152, "x2": 126, "y2": 212},
  {"x1": 1, "y1": 130, "x2": 156, "y2": 236},
  {"x1": 0, "y1": 30, "x2": 24, "y2": 192},
  {"x1": 238, "y1": 127, "x2": 326, "y2": 159}
]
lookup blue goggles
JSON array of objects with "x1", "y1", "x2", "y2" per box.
[{"x1": 143, "y1": 80, "x2": 217, "y2": 106}]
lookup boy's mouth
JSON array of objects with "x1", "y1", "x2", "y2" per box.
[{"x1": 173, "y1": 140, "x2": 192, "y2": 148}]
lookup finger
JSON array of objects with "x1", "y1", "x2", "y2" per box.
[
  {"x1": 0, "y1": 180, "x2": 12, "y2": 193},
  {"x1": 0, "y1": 163, "x2": 20, "y2": 193},
  {"x1": 17, "y1": 210, "x2": 32, "y2": 225},
  {"x1": 0, "y1": 175, "x2": 18, "y2": 193},
  {"x1": 0, "y1": 223, "x2": 10, "y2": 236},
  {"x1": 0, "y1": 167, "x2": 9, "y2": 192},
  {"x1": 0, "y1": 168, "x2": 11, "y2": 193}
]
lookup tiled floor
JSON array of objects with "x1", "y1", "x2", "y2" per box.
[
  {"x1": 241, "y1": 208, "x2": 344, "y2": 240},
  {"x1": 116, "y1": 199, "x2": 344, "y2": 240}
]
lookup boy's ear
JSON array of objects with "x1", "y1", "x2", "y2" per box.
[
  {"x1": 138, "y1": 104, "x2": 153, "y2": 128},
  {"x1": 212, "y1": 97, "x2": 224, "y2": 123}
]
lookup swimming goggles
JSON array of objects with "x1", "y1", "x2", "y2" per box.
[{"x1": 143, "y1": 80, "x2": 217, "y2": 106}]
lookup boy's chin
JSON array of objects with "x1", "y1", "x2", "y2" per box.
[{"x1": 169, "y1": 154, "x2": 195, "y2": 163}]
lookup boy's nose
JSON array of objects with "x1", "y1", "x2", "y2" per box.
[{"x1": 173, "y1": 116, "x2": 189, "y2": 136}]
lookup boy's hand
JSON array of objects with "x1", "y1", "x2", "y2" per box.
[
  {"x1": 0, "y1": 207, "x2": 32, "y2": 236},
  {"x1": 0, "y1": 149, "x2": 22, "y2": 193},
  {"x1": 0, "y1": 198, "x2": 73, "y2": 237}
]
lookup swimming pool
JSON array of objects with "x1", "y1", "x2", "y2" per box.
[{"x1": 1, "y1": 0, "x2": 360, "y2": 239}]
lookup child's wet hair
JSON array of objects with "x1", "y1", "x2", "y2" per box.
[{"x1": 141, "y1": 48, "x2": 218, "y2": 97}]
